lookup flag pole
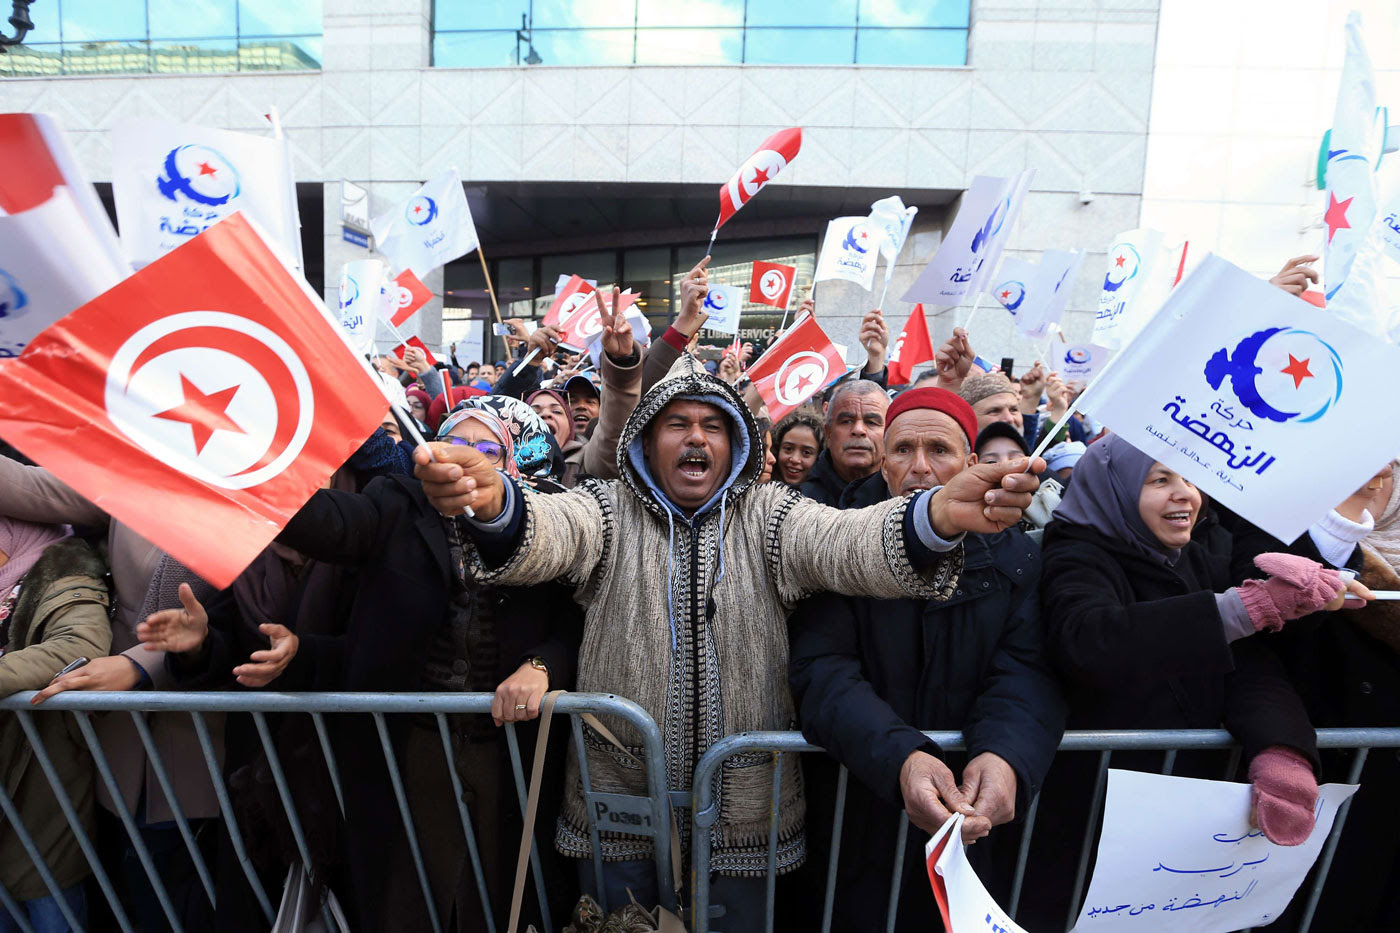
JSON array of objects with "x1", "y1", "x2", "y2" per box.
[
  {"x1": 476, "y1": 248, "x2": 506, "y2": 328},
  {"x1": 962, "y1": 291, "x2": 987, "y2": 332}
]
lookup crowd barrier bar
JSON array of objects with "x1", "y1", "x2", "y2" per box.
[
  {"x1": 0, "y1": 691, "x2": 677, "y2": 933},
  {"x1": 689, "y1": 727, "x2": 1400, "y2": 933}
]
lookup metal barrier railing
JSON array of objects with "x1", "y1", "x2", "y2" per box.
[
  {"x1": 0, "y1": 691, "x2": 677, "y2": 933},
  {"x1": 688, "y1": 727, "x2": 1400, "y2": 933}
]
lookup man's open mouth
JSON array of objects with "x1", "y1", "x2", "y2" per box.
[{"x1": 679, "y1": 452, "x2": 711, "y2": 479}]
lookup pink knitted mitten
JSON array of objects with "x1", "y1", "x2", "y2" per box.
[
  {"x1": 1235, "y1": 552, "x2": 1343, "y2": 632},
  {"x1": 1249, "y1": 745, "x2": 1318, "y2": 846}
]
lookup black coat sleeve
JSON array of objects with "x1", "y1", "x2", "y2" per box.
[
  {"x1": 789, "y1": 593, "x2": 938, "y2": 812},
  {"x1": 164, "y1": 588, "x2": 250, "y2": 690},
  {"x1": 963, "y1": 567, "x2": 1067, "y2": 813},
  {"x1": 1042, "y1": 539, "x2": 1235, "y2": 688},
  {"x1": 276, "y1": 485, "x2": 389, "y2": 566},
  {"x1": 1224, "y1": 634, "x2": 1320, "y2": 770}
]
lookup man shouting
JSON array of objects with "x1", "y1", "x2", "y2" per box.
[{"x1": 415, "y1": 345, "x2": 1043, "y2": 926}]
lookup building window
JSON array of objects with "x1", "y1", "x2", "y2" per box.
[
  {"x1": 0, "y1": 0, "x2": 322, "y2": 77},
  {"x1": 431, "y1": 0, "x2": 968, "y2": 68}
]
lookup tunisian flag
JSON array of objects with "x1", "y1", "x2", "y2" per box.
[
  {"x1": 749, "y1": 260, "x2": 795, "y2": 309},
  {"x1": 747, "y1": 313, "x2": 845, "y2": 420},
  {"x1": 887, "y1": 304, "x2": 934, "y2": 386},
  {"x1": 0, "y1": 213, "x2": 388, "y2": 588},
  {"x1": 542, "y1": 274, "x2": 596, "y2": 328},
  {"x1": 715, "y1": 127, "x2": 802, "y2": 233},
  {"x1": 387, "y1": 268, "x2": 433, "y2": 327}
]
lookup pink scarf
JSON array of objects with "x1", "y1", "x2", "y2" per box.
[{"x1": 0, "y1": 517, "x2": 68, "y2": 595}]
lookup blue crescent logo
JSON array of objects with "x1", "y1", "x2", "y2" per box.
[
  {"x1": 970, "y1": 198, "x2": 1009, "y2": 255},
  {"x1": 156, "y1": 145, "x2": 241, "y2": 206},
  {"x1": 842, "y1": 223, "x2": 871, "y2": 254},
  {"x1": 1102, "y1": 243, "x2": 1142, "y2": 293},
  {"x1": 1204, "y1": 327, "x2": 1343, "y2": 424},
  {"x1": 1065, "y1": 347, "x2": 1091, "y2": 365},
  {"x1": 406, "y1": 196, "x2": 438, "y2": 226},
  {"x1": 339, "y1": 276, "x2": 360, "y2": 310},
  {"x1": 704, "y1": 290, "x2": 728, "y2": 312},
  {"x1": 0, "y1": 267, "x2": 29, "y2": 319},
  {"x1": 994, "y1": 281, "x2": 1025, "y2": 312}
]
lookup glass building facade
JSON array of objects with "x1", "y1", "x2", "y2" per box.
[
  {"x1": 0, "y1": 0, "x2": 322, "y2": 77},
  {"x1": 433, "y1": 0, "x2": 969, "y2": 68}
]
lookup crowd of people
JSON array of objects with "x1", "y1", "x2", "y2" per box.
[{"x1": 0, "y1": 254, "x2": 1397, "y2": 933}]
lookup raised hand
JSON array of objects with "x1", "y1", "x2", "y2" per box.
[
  {"x1": 797, "y1": 295, "x2": 815, "y2": 318},
  {"x1": 233, "y1": 624, "x2": 300, "y2": 688},
  {"x1": 933, "y1": 327, "x2": 975, "y2": 391},
  {"x1": 859, "y1": 309, "x2": 889, "y2": 373},
  {"x1": 676, "y1": 256, "x2": 712, "y2": 337},
  {"x1": 413, "y1": 441, "x2": 507, "y2": 519},
  {"x1": 136, "y1": 583, "x2": 210, "y2": 655},
  {"x1": 1268, "y1": 255, "x2": 1320, "y2": 296},
  {"x1": 598, "y1": 287, "x2": 635, "y2": 360},
  {"x1": 928, "y1": 457, "x2": 1045, "y2": 537},
  {"x1": 524, "y1": 324, "x2": 561, "y2": 368},
  {"x1": 402, "y1": 345, "x2": 432, "y2": 374}
]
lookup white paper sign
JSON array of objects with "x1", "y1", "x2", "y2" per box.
[
  {"x1": 701, "y1": 283, "x2": 744, "y2": 334},
  {"x1": 1056, "y1": 343, "x2": 1112, "y2": 382},
  {"x1": 1073, "y1": 770, "x2": 1359, "y2": 933},
  {"x1": 1078, "y1": 253, "x2": 1400, "y2": 543}
]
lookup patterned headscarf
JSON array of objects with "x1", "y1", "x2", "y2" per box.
[
  {"x1": 441, "y1": 395, "x2": 560, "y2": 480},
  {"x1": 436, "y1": 406, "x2": 518, "y2": 478}
]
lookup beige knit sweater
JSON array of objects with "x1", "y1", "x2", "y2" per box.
[{"x1": 468, "y1": 355, "x2": 962, "y2": 875}]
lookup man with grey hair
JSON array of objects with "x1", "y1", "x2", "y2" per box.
[{"x1": 800, "y1": 378, "x2": 890, "y2": 506}]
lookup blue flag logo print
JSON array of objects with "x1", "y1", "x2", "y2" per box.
[
  {"x1": 156, "y1": 145, "x2": 241, "y2": 206},
  {"x1": 1064, "y1": 346, "x2": 1091, "y2": 366},
  {"x1": 842, "y1": 222, "x2": 872, "y2": 255},
  {"x1": 1204, "y1": 327, "x2": 1343, "y2": 424},
  {"x1": 703, "y1": 290, "x2": 728, "y2": 313},
  {"x1": 406, "y1": 196, "x2": 438, "y2": 227},
  {"x1": 994, "y1": 280, "x2": 1025, "y2": 313},
  {"x1": 970, "y1": 197, "x2": 1009, "y2": 255},
  {"x1": 0, "y1": 267, "x2": 28, "y2": 319},
  {"x1": 339, "y1": 275, "x2": 360, "y2": 311},
  {"x1": 1102, "y1": 243, "x2": 1141, "y2": 293}
]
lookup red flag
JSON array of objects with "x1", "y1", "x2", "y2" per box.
[
  {"x1": 393, "y1": 335, "x2": 438, "y2": 367},
  {"x1": 387, "y1": 268, "x2": 432, "y2": 327},
  {"x1": 715, "y1": 127, "x2": 802, "y2": 233},
  {"x1": 926, "y1": 827, "x2": 956, "y2": 932},
  {"x1": 558, "y1": 290, "x2": 637, "y2": 352},
  {"x1": 749, "y1": 260, "x2": 796, "y2": 309},
  {"x1": 0, "y1": 213, "x2": 388, "y2": 588},
  {"x1": 887, "y1": 304, "x2": 934, "y2": 386},
  {"x1": 747, "y1": 313, "x2": 845, "y2": 420},
  {"x1": 542, "y1": 274, "x2": 596, "y2": 329}
]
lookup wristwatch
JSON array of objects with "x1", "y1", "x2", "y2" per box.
[{"x1": 528, "y1": 656, "x2": 550, "y2": 681}]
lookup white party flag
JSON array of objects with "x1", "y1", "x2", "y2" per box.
[
  {"x1": 1074, "y1": 770, "x2": 1358, "y2": 933},
  {"x1": 0, "y1": 188, "x2": 126, "y2": 358},
  {"x1": 1091, "y1": 228, "x2": 1187, "y2": 350},
  {"x1": 1020, "y1": 249, "x2": 1084, "y2": 338},
  {"x1": 338, "y1": 260, "x2": 385, "y2": 357},
  {"x1": 112, "y1": 118, "x2": 298, "y2": 269},
  {"x1": 925, "y1": 813, "x2": 1029, "y2": 933},
  {"x1": 902, "y1": 172, "x2": 1031, "y2": 305},
  {"x1": 814, "y1": 216, "x2": 879, "y2": 290},
  {"x1": 868, "y1": 194, "x2": 919, "y2": 286},
  {"x1": 372, "y1": 169, "x2": 480, "y2": 279},
  {"x1": 700, "y1": 283, "x2": 744, "y2": 334},
  {"x1": 1078, "y1": 253, "x2": 1400, "y2": 542},
  {"x1": 1055, "y1": 343, "x2": 1112, "y2": 383}
]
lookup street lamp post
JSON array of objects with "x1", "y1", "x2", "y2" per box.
[{"x1": 0, "y1": 0, "x2": 34, "y2": 51}]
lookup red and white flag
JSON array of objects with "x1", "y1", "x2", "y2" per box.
[
  {"x1": 749, "y1": 260, "x2": 796, "y2": 309},
  {"x1": 747, "y1": 313, "x2": 845, "y2": 420},
  {"x1": 715, "y1": 127, "x2": 802, "y2": 233},
  {"x1": 0, "y1": 213, "x2": 388, "y2": 588},
  {"x1": 387, "y1": 268, "x2": 433, "y2": 327},
  {"x1": 542, "y1": 275, "x2": 597, "y2": 329},
  {"x1": 393, "y1": 335, "x2": 438, "y2": 367},
  {"x1": 559, "y1": 290, "x2": 638, "y2": 352},
  {"x1": 887, "y1": 304, "x2": 934, "y2": 386}
]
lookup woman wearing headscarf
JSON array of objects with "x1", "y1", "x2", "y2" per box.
[
  {"x1": 1226, "y1": 461, "x2": 1398, "y2": 931},
  {"x1": 144, "y1": 398, "x2": 583, "y2": 932},
  {"x1": 0, "y1": 518, "x2": 111, "y2": 933},
  {"x1": 1018, "y1": 435, "x2": 1361, "y2": 926}
]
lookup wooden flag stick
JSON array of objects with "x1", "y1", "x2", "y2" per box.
[
  {"x1": 476, "y1": 248, "x2": 505, "y2": 328},
  {"x1": 962, "y1": 292, "x2": 987, "y2": 332}
]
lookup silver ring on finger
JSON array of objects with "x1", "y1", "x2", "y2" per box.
[{"x1": 514, "y1": 704, "x2": 528, "y2": 711}]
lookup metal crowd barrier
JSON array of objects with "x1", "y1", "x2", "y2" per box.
[
  {"x1": 688, "y1": 727, "x2": 1400, "y2": 933},
  {"x1": 0, "y1": 691, "x2": 677, "y2": 933}
]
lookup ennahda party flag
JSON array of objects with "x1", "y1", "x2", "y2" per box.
[
  {"x1": 747, "y1": 313, "x2": 845, "y2": 420},
  {"x1": 372, "y1": 169, "x2": 480, "y2": 278},
  {"x1": 112, "y1": 118, "x2": 299, "y2": 270},
  {"x1": 991, "y1": 250, "x2": 1084, "y2": 339},
  {"x1": 0, "y1": 213, "x2": 388, "y2": 588},
  {"x1": 715, "y1": 127, "x2": 802, "y2": 233},
  {"x1": 1090, "y1": 228, "x2": 1188, "y2": 350},
  {"x1": 1076, "y1": 253, "x2": 1400, "y2": 543},
  {"x1": 814, "y1": 216, "x2": 879, "y2": 290},
  {"x1": 388, "y1": 268, "x2": 433, "y2": 327},
  {"x1": 868, "y1": 194, "x2": 919, "y2": 286},
  {"x1": 338, "y1": 259, "x2": 384, "y2": 357},
  {"x1": 902, "y1": 171, "x2": 1032, "y2": 305},
  {"x1": 749, "y1": 260, "x2": 795, "y2": 309},
  {"x1": 0, "y1": 113, "x2": 127, "y2": 274},
  {"x1": 1321, "y1": 12, "x2": 1390, "y2": 338},
  {"x1": 886, "y1": 304, "x2": 933, "y2": 386},
  {"x1": 989, "y1": 256, "x2": 1039, "y2": 322},
  {"x1": 700, "y1": 283, "x2": 744, "y2": 335}
]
